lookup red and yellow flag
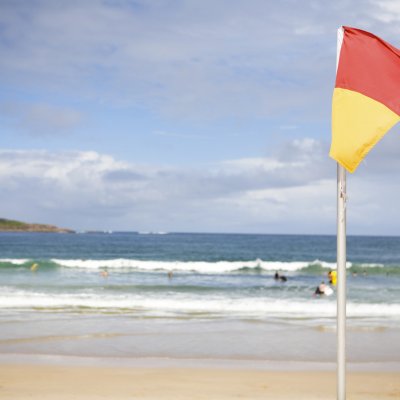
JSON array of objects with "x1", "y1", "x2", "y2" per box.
[{"x1": 330, "y1": 26, "x2": 400, "y2": 173}]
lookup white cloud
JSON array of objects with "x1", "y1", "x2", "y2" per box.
[
  {"x1": 0, "y1": 141, "x2": 329, "y2": 231},
  {"x1": 1, "y1": 136, "x2": 399, "y2": 234}
]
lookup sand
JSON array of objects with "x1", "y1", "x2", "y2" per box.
[{"x1": 0, "y1": 364, "x2": 399, "y2": 399}]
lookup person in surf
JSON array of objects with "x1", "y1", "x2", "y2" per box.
[{"x1": 274, "y1": 271, "x2": 287, "y2": 282}]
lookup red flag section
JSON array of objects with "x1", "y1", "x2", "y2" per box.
[{"x1": 330, "y1": 27, "x2": 400, "y2": 173}]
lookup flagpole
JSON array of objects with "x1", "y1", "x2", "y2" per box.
[{"x1": 337, "y1": 163, "x2": 347, "y2": 400}]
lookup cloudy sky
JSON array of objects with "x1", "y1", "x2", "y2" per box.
[{"x1": 1, "y1": 0, "x2": 400, "y2": 234}]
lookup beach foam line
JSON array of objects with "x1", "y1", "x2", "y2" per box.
[{"x1": 1, "y1": 290, "x2": 399, "y2": 319}]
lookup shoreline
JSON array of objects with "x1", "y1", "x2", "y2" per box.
[
  {"x1": 0, "y1": 362, "x2": 399, "y2": 400},
  {"x1": 1, "y1": 353, "x2": 400, "y2": 372}
]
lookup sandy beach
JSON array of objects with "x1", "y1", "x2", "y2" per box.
[{"x1": 0, "y1": 364, "x2": 399, "y2": 400}]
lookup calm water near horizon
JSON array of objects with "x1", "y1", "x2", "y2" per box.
[{"x1": 0, "y1": 232, "x2": 399, "y2": 366}]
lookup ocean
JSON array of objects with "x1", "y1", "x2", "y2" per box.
[{"x1": 0, "y1": 232, "x2": 399, "y2": 368}]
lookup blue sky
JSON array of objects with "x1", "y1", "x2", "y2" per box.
[{"x1": 1, "y1": 0, "x2": 400, "y2": 234}]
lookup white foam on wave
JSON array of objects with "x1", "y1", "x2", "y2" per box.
[
  {"x1": 0, "y1": 258, "x2": 381, "y2": 273},
  {"x1": 52, "y1": 258, "x2": 320, "y2": 273},
  {"x1": 313, "y1": 260, "x2": 352, "y2": 269},
  {"x1": 356, "y1": 263, "x2": 385, "y2": 268},
  {"x1": 138, "y1": 231, "x2": 168, "y2": 235},
  {"x1": 1, "y1": 288, "x2": 399, "y2": 319},
  {"x1": 0, "y1": 258, "x2": 29, "y2": 265}
]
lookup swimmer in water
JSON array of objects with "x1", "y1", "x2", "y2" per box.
[
  {"x1": 314, "y1": 281, "x2": 327, "y2": 296},
  {"x1": 274, "y1": 271, "x2": 287, "y2": 282},
  {"x1": 100, "y1": 270, "x2": 109, "y2": 278},
  {"x1": 328, "y1": 269, "x2": 337, "y2": 286},
  {"x1": 30, "y1": 263, "x2": 39, "y2": 272}
]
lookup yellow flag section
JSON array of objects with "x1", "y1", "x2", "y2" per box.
[
  {"x1": 330, "y1": 27, "x2": 400, "y2": 173},
  {"x1": 331, "y1": 88, "x2": 400, "y2": 173}
]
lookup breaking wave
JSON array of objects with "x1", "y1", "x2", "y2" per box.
[{"x1": 0, "y1": 258, "x2": 397, "y2": 274}]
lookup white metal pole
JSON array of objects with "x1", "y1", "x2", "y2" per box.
[{"x1": 337, "y1": 163, "x2": 347, "y2": 400}]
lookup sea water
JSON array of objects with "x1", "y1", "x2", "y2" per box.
[{"x1": 0, "y1": 232, "x2": 399, "y2": 366}]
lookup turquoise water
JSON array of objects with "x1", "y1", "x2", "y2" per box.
[
  {"x1": 0, "y1": 232, "x2": 399, "y2": 364},
  {"x1": 1, "y1": 232, "x2": 400, "y2": 322}
]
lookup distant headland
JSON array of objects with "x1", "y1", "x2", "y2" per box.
[{"x1": 0, "y1": 218, "x2": 75, "y2": 233}]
